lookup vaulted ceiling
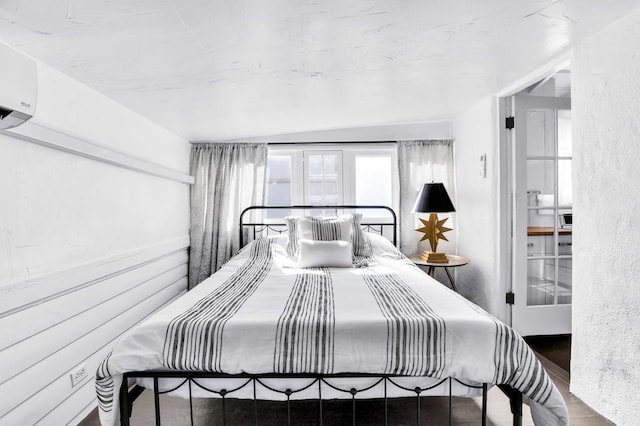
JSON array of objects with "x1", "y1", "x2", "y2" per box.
[{"x1": 1, "y1": 1, "x2": 639, "y2": 141}]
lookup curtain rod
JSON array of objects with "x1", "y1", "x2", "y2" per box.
[{"x1": 267, "y1": 141, "x2": 397, "y2": 146}]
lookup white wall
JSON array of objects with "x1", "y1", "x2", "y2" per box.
[
  {"x1": 452, "y1": 96, "x2": 507, "y2": 321},
  {"x1": 226, "y1": 120, "x2": 453, "y2": 143},
  {"x1": 570, "y1": 6, "x2": 640, "y2": 424},
  {"x1": 0, "y1": 51, "x2": 191, "y2": 424}
]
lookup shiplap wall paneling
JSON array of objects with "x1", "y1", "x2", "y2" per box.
[
  {"x1": 0, "y1": 258, "x2": 187, "y2": 414},
  {"x1": 0, "y1": 248, "x2": 188, "y2": 385},
  {"x1": 0, "y1": 248, "x2": 188, "y2": 424},
  {"x1": 0, "y1": 235, "x2": 189, "y2": 316},
  {"x1": 33, "y1": 285, "x2": 187, "y2": 426},
  {"x1": 0, "y1": 259, "x2": 187, "y2": 424},
  {"x1": 0, "y1": 244, "x2": 188, "y2": 352}
]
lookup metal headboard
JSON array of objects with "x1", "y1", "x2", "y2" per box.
[{"x1": 239, "y1": 205, "x2": 397, "y2": 248}]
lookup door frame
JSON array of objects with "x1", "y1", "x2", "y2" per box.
[
  {"x1": 508, "y1": 94, "x2": 572, "y2": 336},
  {"x1": 496, "y1": 57, "x2": 571, "y2": 332}
]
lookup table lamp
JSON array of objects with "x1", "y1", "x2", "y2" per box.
[{"x1": 413, "y1": 183, "x2": 455, "y2": 263}]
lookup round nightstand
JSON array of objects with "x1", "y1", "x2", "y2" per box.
[{"x1": 409, "y1": 254, "x2": 469, "y2": 292}]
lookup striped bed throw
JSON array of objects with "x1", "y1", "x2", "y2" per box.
[{"x1": 96, "y1": 235, "x2": 567, "y2": 426}]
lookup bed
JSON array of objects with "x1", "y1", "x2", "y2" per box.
[{"x1": 96, "y1": 205, "x2": 568, "y2": 426}]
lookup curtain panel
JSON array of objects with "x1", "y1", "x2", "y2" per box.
[
  {"x1": 189, "y1": 143, "x2": 267, "y2": 289},
  {"x1": 397, "y1": 140, "x2": 455, "y2": 255}
]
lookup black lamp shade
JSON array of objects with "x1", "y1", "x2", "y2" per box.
[{"x1": 412, "y1": 183, "x2": 456, "y2": 213}]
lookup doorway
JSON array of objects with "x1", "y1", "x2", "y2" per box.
[{"x1": 506, "y1": 73, "x2": 573, "y2": 336}]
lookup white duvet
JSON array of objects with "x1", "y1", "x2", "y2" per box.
[{"x1": 96, "y1": 234, "x2": 568, "y2": 425}]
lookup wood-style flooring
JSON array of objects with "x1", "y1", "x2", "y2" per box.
[{"x1": 524, "y1": 334, "x2": 572, "y2": 373}]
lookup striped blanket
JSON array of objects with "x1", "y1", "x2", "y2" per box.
[{"x1": 96, "y1": 235, "x2": 568, "y2": 425}]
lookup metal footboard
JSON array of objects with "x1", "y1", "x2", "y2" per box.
[{"x1": 119, "y1": 371, "x2": 523, "y2": 426}]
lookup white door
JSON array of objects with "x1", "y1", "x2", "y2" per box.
[{"x1": 511, "y1": 94, "x2": 572, "y2": 336}]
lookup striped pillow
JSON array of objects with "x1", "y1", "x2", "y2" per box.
[
  {"x1": 350, "y1": 213, "x2": 373, "y2": 257},
  {"x1": 298, "y1": 216, "x2": 352, "y2": 242},
  {"x1": 285, "y1": 214, "x2": 372, "y2": 259},
  {"x1": 284, "y1": 216, "x2": 299, "y2": 258}
]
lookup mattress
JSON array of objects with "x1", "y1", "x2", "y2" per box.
[{"x1": 96, "y1": 233, "x2": 568, "y2": 425}]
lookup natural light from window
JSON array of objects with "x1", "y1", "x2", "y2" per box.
[{"x1": 265, "y1": 145, "x2": 397, "y2": 220}]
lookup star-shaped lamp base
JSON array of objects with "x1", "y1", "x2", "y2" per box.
[{"x1": 415, "y1": 213, "x2": 453, "y2": 263}]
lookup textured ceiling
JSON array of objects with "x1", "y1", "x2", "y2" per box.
[{"x1": 1, "y1": 0, "x2": 639, "y2": 141}]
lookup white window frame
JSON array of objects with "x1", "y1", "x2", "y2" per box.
[
  {"x1": 343, "y1": 147, "x2": 399, "y2": 221},
  {"x1": 266, "y1": 143, "x2": 399, "y2": 220},
  {"x1": 303, "y1": 150, "x2": 343, "y2": 205}
]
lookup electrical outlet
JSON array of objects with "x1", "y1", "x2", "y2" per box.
[{"x1": 70, "y1": 364, "x2": 88, "y2": 388}]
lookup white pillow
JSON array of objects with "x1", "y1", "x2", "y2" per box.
[
  {"x1": 297, "y1": 239, "x2": 353, "y2": 268},
  {"x1": 367, "y1": 232, "x2": 403, "y2": 257},
  {"x1": 297, "y1": 216, "x2": 352, "y2": 242}
]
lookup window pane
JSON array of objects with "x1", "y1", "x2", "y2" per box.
[
  {"x1": 304, "y1": 151, "x2": 343, "y2": 205},
  {"x1": 267, "y1": 182, "x2": 291, "y2": 205},
  {"x1": 527, "y1": 159, "x2": 555, "y2": 199},
  {"x1": 527, "y1": 259, "x2": 556, "y2": 306},
  {"x1": 323, "y1": 180, "x2": 337, "y2": 196},
  {"x1": 558, "y1": 258, "x2": 572, "y2": 304},
  {"x1": 309, "y1": 180, "x2": 322, "y2": 197},
  {"x1": 323, "y1": 155, "x2": 337, "y2": 174},
  {"x1": 355, "y1": 156, "x2": 392, "y2": 211},
  {"x1": 266, "y1": 154, "x2": 292, "y2": 218},
  {"x1": 308, "y1": 155, "x2": 322, "y2": 176},
  {"x1": 267, "y1": 155, "x2": 291, "y2": 180},
  {"x1": 558, "y1": 159, "x2": 572, "y2": 206},
  {"x1": 557, "y1": 110, "x2": 572, "y2": 157},
  {"x1": 526, "y1": 109, "x2": 555, "y2": 157},
  {"x1": 527, "y1": 235, "x2": 554, "y2": 257}
]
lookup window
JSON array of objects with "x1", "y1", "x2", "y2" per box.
[
  {"x1": 265, "y1": 155, "x2": 292, "y2": 205},
  {"x1": 304, "y1": 151, "x2": 342, "y2": 205},
  {"x1": 354, "y1": 154, "x2": 393, "y2": 212},
  {"x1": 265, "y1": 154, "x2": 294, "y2": 219},
  {"x1": 265, "y1": 144, "x2": 398, "y2": 220}
]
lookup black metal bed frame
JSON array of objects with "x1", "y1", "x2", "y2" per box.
[
  {"x1": 118, "y1": 205, "x2": 524, "y2": 425},
  {"x1": 119, "y1": 372, "x2": 502, "y2": 426},
  {"x1": 119, "y1": 372, "x2": 523, "y2": 426},
  {"x1": 239, "y1": 205, "x2": 398, "y2": 248}
]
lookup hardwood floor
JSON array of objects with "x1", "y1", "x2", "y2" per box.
[{"x1": 524, "y1": 334, "x2": 572, "y2": 373}]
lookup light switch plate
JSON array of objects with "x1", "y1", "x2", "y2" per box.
[{"x1": 480, "y1": 154, "x2": 487, "y2": 178}]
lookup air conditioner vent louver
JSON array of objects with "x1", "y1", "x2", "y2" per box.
[{"x1": 0, "y1": 42, "x2": 37, "y2": 130}]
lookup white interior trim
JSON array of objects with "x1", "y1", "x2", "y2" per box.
[
  {"x1": 0, "y1": 235, "x2": 190, "y2": 317},
  {"x1": 496, "y1": 55, "x2": 571, "y2": 98},
  {"x1": 2, "y1": 121, "x2": 194, "y2": 184}
]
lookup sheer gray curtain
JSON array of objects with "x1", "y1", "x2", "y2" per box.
[
  {"x1": 189, "y1": 143, "x2": 267, "y2": 289},
  {"x1": 397, "y1": 140, "x2": 455, "y2": 255}
]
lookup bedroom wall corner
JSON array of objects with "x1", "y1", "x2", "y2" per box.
[
  {"x1": 452, "y1": 96, "x2": 506, "y2": 322},
  {"x1": 570, "y1": 5, "x2": 640, "y2": 424},
  {"x1": 0, "y1": 43, "x2": 191, "y2": 425}
]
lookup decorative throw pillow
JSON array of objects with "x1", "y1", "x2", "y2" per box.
[
  {"x1": 285, "y1": 213, "x2": 372, "y2": 259},
  {"x1": 349, "y1": 213, "x2": 373, "y2": 257},
  {"x1": 284, "y1": 216, "x2": 300, "y2": 258},
  {"x1": 296, "y1": 239, "x2": 353, "y2": 268},
  {"x1": 298, "y1": 216, "x2": 352, "y2": 241}
]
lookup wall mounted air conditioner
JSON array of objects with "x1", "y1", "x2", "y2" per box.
[
  {"x1": 0, "y1": 41, "x2": 192, "y2": 184},
  {"x1": 0, "y1": 42, "x2": 37, "y2": 130}
]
